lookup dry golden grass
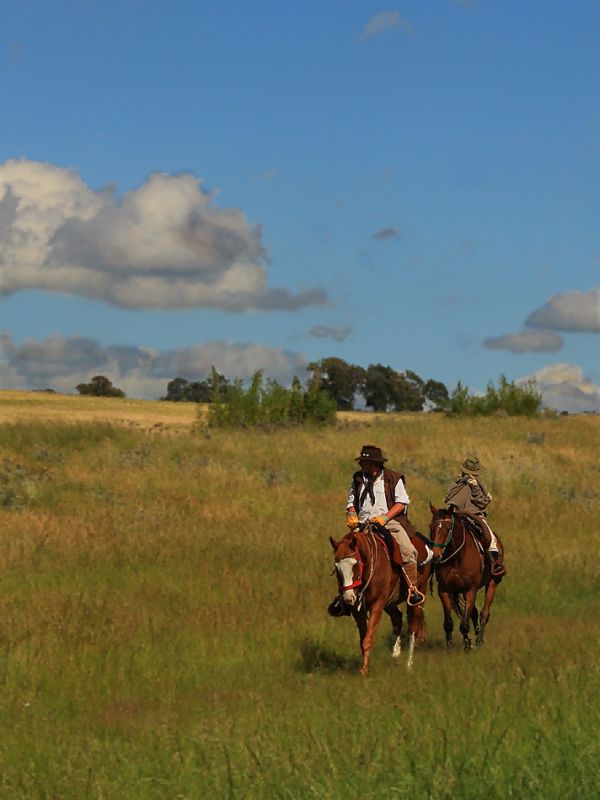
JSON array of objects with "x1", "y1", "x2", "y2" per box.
[
  {"x1": 0, "y1": 391, "x2": 597, "y2": 797},
  {"x1": 0, "y1": 389, "x2": 204, "y2": 430}
]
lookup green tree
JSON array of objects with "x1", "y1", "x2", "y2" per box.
[
  {"x1": 390, "y1": 371, "x2": 425, "y2": 411},
  {"x1": 363, "y1": 364, "x2": 398, "y2": 411},
  {"x1": 76, "y1": 375, "x2": 125, "y2": 398},
  {"x1": 423, "y1": 379, "x2": 450, "y2": 411},
  {"x1": 306, "y1": 357, "x2": 365, "y2": 410}
]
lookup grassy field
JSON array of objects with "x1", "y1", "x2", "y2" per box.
[{"x1": 0, "y1": 390, "x2": 598, "y2": 798}]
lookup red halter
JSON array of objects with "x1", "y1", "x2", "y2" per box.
[{"x1": 339, "y1": 550, "x2": 364, "y2": 591}]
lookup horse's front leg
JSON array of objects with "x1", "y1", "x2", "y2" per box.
[
  {"x1": 477, "y1": 579, "x2": 498, "y2": 646},
  {"x1": 385, "y1": 605, "x2": 403, "y2": 658},
  {"x1": 438, "y1": 590, "x2": 453, "y2": 647},
  {"x1": 461, "y1": 588, "x2": 478, "y2": 650},
  {"x1": 359, "y1": 601, "x2": 385, "y2": 677},
  {"x1": 470, "y1": 604, "x2": 480, "y2": 643}
]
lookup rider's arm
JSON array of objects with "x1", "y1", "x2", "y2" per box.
[{"x1": 385, "y1": 501, "x2": 406, "y2": 521}]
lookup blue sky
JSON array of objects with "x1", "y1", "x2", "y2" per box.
[{"x1": 1, "y1": 0, "x2": 599, "y2": 410}]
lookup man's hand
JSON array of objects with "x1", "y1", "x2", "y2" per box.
[
  {"x1": 466, "y1": 476, "x2": 478, "y2": 487},
  {"x1": 346, "y1": 514, "x2": 359, "y2": 530},
  {"x1": 370, "y1": 515, "x2": 389, "y2": 527}
]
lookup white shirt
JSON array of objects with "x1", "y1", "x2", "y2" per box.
[{"x1": 346, "y1": 472, "x2": 410, "y2": 524}]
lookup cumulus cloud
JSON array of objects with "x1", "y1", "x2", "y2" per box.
[
  {"x1": 359, "y1": 12, "x2": 413, "y2": 41},
  {"x1": 309, "y1": 324, "x2": 352, "y2": 341},
  {"x1": 518, "y1": 363, "x2": 600, "y2": 414},
  {"x1": 372, "y1": 227, "x2": 399, "y2": 241},
  {"x1": 525, "y1": 290, "x2": 600, "y2": 332},
  {"x1": 0, "y1": 159, "x2": 326, "y2": 311},
  {"x1": 484, "y1": 330, "x2": 564, "y2": 353},
  {"x1": 0, "y1": 333, "x2": 308, "y2": 399}
]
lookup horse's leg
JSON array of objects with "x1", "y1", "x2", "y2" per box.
[
  {"x1": 460, "y1": 588, "x2": 478, "y2": 651},
  {"x1": 359, "y1": 601, "x2": 385, "y2": 677},
  {"x1": 438, "y1": 590, "x2": 453, "y2": 647},
  {"x1": 405, "y1": 605, "x2": 425, "y2": 671},
  {"x1": 477, "y1": 580, "x2": 498, "y2": 646},
  {"x1": 353, "y1": 606, "x2": 368, "y2": 659},
  {"x1": 470, "y1": 605, "x2": 480, "y2": 644},
  {"x1": 386, "y1": 605, "x2": 403, "y2": 658}
]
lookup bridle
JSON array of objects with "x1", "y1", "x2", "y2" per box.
[
  {"x1": 335, "y1": 547, "x2": 364, "y2": 591},
  {"x1": 428, "y1": 511, "x2": 466, "y2": 564},
  {"x1": 333, "y1": 529, "x2": 381, "y2": 601}
]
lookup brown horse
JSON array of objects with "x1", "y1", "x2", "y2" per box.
[
  {"x1": 428, "y1": 503, "x2": 504, "y2": 650},
  {"x1": 329, "y1": 523, "x2": 432, "y2": 675}
]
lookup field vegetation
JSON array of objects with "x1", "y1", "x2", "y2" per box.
[{"x1": 0, "y1": 390, "x2": 597, "y2": 798}]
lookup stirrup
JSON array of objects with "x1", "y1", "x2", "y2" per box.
[{"x1": 407, "y1": 587, "x2": 425, "y2": 607}]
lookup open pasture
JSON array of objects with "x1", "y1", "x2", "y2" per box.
[{"x1": 0, "y1": 392, "x2": 597, "y2": 798}]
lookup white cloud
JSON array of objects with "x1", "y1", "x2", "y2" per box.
[
  {"x1": 525, "y1": 290, "x2": 600, "y2": 332},
  {"x1": 0, "y1": 333, "x2": 308, "y2": 399},
  {"x1": 484, "y1": 330, "x2": 564, "y2": 353},
  {"x1": 309, "y1": 324, "x2": 352, "y2": 341},
  {"x1": 359, "y1": 12, "x2": 413, "y2": 42},
  {"x1": 518, "y1": 363, "x2": 600, "y2": 413},
  {"x1": 0, "y1": 159, "x2": 326, "y2": 311}
]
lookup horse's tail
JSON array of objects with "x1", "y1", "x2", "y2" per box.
[{"x1": 451, "y1": 592, "x2": 464, "y2": 618}]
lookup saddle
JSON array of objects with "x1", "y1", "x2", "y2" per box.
[{"x1": 371, "y1": 522, "x2": 432, "y2": 568}]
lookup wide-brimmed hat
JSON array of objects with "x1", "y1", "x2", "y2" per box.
[
  {"x1": 461, "y1": 456, "x2": 482, "y2": 474},
  {"x1": 355, "y1": 444, "x2": 387, "y2": 463}
]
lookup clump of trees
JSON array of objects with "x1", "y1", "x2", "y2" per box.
[
  {"x1": 76, "y1": 375, "x2": 125, "y2": 398},
  {"x1": 208, "y1": 371, "x2": 336, "y2": 428},
  {"x1": 162, "y1": 372, "x2": 228, "y2": 403},
  {"x1": 447, "y1": 375, "x2": 541, "y2": 417},
  {"x1": 156, "y1": 359, "x2": 541, "y2": 422},
  {"x1": 306, "y1": 357, "x2": 449, "y2": 412}
]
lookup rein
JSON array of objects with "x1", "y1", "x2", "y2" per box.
[
  {"x1": 334, "y1": 528, "x2": 382, "y2": 603},
  {"x1": 420, "y1": 512, "x2": 456, "y2": 550},
  {"x1": 430, "y1": 512, "x2": 469, "y2": 565}
]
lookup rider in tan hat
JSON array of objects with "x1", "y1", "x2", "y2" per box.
[
  {"x1": 345, "y1": 444, "x2": 424, "y2": 605},
  {"x1": 444, "y1": 456, "x2": 506, "y2": 577}
]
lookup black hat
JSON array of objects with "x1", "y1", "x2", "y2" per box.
[{"x1": 355, "y1": 444, "x2": 387, "y2": 463}]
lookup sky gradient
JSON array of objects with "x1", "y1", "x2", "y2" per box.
[{"x1": 1, "y1": 0, "x2": 599, "y2": 411}]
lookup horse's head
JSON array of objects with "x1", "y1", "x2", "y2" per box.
[
  {"x1": 428, "y1": 502, "x2": 456, "y2": 564},
  {"x1": 330, "y1": 533, "x2": 363, "y2": 607}
]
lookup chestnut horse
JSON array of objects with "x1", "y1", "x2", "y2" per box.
[
  {"x1": 329, "y1": 523, "x2": 432, "y2": 675},
  {"x1": 428, "y1": 504, "x2": 504, "y2": 650}
]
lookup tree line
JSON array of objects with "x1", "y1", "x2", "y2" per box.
[{"x1": 75, "y1": 356, "x2": 542, "y2": 420}]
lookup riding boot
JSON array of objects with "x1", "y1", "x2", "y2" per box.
[
  {"x1": 488, "y1": 550, "x2": 506, "y2": 578},
  {"x1": 403, "y1": 562, "x2": 425, "y2": 606}
]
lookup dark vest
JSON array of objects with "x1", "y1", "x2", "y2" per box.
[{"x1": 352, "y1": 468, "x2": 407, "y2": 513}]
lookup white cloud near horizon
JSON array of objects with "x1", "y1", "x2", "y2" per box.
[
  {"x1": 0, "y1": 159, "x2": 326, "y2": 311},
  {"x1": 484, "y1": 330, "x2": 564, "y2": 353},
  {"x1": 359, "y1": 12, "x2": 413, "y2": 42},
  {"x1": 0, "y1": 333, "x2": 308, "y2": 399},
  {"x1": 525, "y1": 289, "x2": 600, "y2": 332},
  {"x1": 518, "y1": 362, "x2": 600, "y2": 413}
]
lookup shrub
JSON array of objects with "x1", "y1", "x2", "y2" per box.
[
  {"x1": 447, "y1": 375, "x2": 541, "y2": 417},
  {"x1": 207, "y1": 372, "x2": 336, "y2": 428}
]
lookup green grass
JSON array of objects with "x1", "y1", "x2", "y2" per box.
[{"x1": 0, "y1": 412, "x2": 598, "y2": 798}]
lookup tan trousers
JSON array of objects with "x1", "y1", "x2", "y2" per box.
[{"x1": 387, "y1": 519, "x2": 417, "y2": 565}]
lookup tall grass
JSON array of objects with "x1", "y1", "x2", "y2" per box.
[{"x1": 0, "y1": 411, "x2": 597, "y2": 797}]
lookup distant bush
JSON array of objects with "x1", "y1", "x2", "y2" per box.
[
  {"x1": 447, "y1": 375, "x2": 541, "y2": 417},
  {"x1": 76, "y1": 375, "x2": 125, "y2": 398},
  {"x1": 207, "y1": 372, "x2": 336, "y2": 428}
]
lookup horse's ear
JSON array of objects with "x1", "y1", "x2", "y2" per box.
[
  {"x1": 329, "y1": 536, "x2": 339, "y2": 550},
  {"x1": 429, "y1": 501, "x2": 438, "y2": 514}
]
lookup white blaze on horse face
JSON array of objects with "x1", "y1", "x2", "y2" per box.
[{"x1": 336, "y1": 557, "x2": 358, "y2": 604}]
